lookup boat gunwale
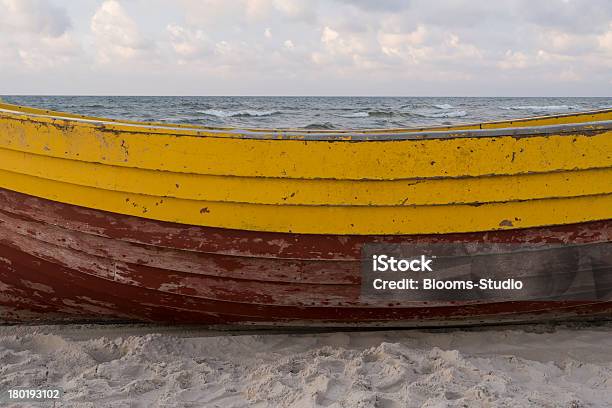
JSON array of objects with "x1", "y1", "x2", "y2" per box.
[{"x1": 1, "y1": 103, "x2": 611, "y2": 141}]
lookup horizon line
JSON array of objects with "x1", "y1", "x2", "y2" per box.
[{"x1": 2, "y1": 94, "x2": 611, "y2": 98}]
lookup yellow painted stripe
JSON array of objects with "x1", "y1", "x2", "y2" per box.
[
  {"x1": 1, "y1": 148, "x2": 611, "y2": 206},
  {"x1": 0, "y1": 113, "x2": 610, "y2": 180},
  {"x1": 1, "y1": 169, "x2": 611, "y2": 234},
  {"x1": 451, "y1": 110, "x2": 612, "y2": 130}
]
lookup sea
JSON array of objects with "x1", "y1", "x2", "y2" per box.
[{"x1": 2, "y1": 96, "x2": 611, "y2": 129}]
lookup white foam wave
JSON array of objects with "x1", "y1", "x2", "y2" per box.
[
  {"x1": 199, "y1": 109, "x2": 278, "y2": 118},
  {"x1": 501, "y1": 105, "x2": 579, "y2": 111},
  {"x1": 335, "y1": 112, "x2": 370, "y2": 118},
  {"x1": 433, "y1": 103, "x2": 454, "y2": 110},
  {"x1": 418, "y1": 110, "x2": 468, "y2": 118}
]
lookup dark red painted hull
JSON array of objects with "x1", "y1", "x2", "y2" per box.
[{"x1": 0, "y1": 188, "x2": 611, "y2": 327}]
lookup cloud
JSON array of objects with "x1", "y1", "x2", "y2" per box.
[
  {"x1": 321, "y1": 26, "x2": 367, "y2": 56},
  {"x1": 160, "y1": 0, "x2": 612, "y2": 90},
  {"x1": 272, "y1": 0, "x2": 316, "y2": 22},
  {"x1": 283, "y1": 39, "x2": 295, "y2": 50},
  {"x1": 0, "y1": 0, "x2": 71, "y2": 37},
  {"x1": 177, "y1": 0, "x2": 317, "y2": 26},
  {"x1": 90, "y1": 0, "x2": 150, "y2": 63},
  {"x1": 167, "y1": 24, "x2": 211, "y2": 59},
  {"x1": 321, "y1": 26, "x2": 339, "y2": 44},
  {"x1": 333, "y1": 0, "x2": 410, "y2": 12},
  {"x1": 558, "y1": 67, "x2": 581, "y2": 81},
  {"x1": 599, "y1": 24, "x2": 612, "y2": 53},
  {"x1": 519, "y1": 0, "x2": 612, "y2": 35},
  {"x1": 378, "y1": 25, "x2": 428, "y2": 62},
  {"x1": 1, "y1": 0, "x2": 611, "y2": 95},
  {"x1": 497, "y1": 50, "x2": 529, "y2": 69},
  {"x1": 0, "y1": 0, "x2": 79, "y2": 70}
]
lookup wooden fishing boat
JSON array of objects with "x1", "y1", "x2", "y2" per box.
[{"x1": 0, "y1": 102, "x2": 610, "y2": 326}]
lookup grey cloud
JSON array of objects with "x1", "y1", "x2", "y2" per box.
[
  {"x1": 333, "y1": 0, "x2": 411, "y2": 12},
  {"x1": 517, "y1": 0, "x2": 612, "y2": 34},
  {"x1": 0, "y1": 0, "x2": 610, "y2": 95},
  {"x1": 0, "y1": 0, "x2": 71, "y2": 37}
]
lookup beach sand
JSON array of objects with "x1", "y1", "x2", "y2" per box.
[{"x1": 1, "y1": 323, "x2": 612, "y2": 407}]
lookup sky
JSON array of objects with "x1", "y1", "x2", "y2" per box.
[{"x1": 0, "y1": 0, "x2": 611, "y2": 96}]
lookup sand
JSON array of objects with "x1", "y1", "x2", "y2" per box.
[{"x1": 1, "y1": 323, "x2": 612, "y2": 407}]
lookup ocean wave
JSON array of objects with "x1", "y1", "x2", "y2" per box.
[
  {"x1": 199, "y1": 109, "x2": 279, "y2": 118},
  {"x1": 414, "y1": 110, "x2": 468, "y2": 118},
  {"x1": 501, "y1": 105, "x2": 579, "y2": 111},
  {"x1": 81, "y1": 104, "x2": 107, "y2": 108},
  {"x1": 335, "y1": 110, "x2": 397, "y2": 118},
  {"x1": 302, "y1": 122, "x2": 336, "y2": 130},
  {"x1": 335, "y1": 112, "x2": 370, "y2": 118},
  {"x1": 432, "y1": 103, "x2": 454, "y2": 110},
  {"x1": 368, "y1": 110, "x2": 395, "y2": 117},
  {"x1": 337, "y1": 109, "x2": 467, "y2": 119}
]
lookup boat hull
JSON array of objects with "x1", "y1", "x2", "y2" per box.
[
  {"x1": 0, "y1": 103, "x2": 611, "y2": 326},
  {"x1": 1, "y1": 188, "x2": 611, "y2": 327}
]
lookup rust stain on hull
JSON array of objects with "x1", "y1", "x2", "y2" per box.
[{"x1": 0, "y1": 188, "x2": 611, "y2": 326}]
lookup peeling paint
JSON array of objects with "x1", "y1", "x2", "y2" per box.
[
  {"x1": 0, "y1": 188, "x2": 609, "y2": 325},
  {"x1": 19, "y1": 280, "x2": 54, "y2": 294},
  {"x1": 0, "y1": 103, "x2": 610, "y2": 325}
]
